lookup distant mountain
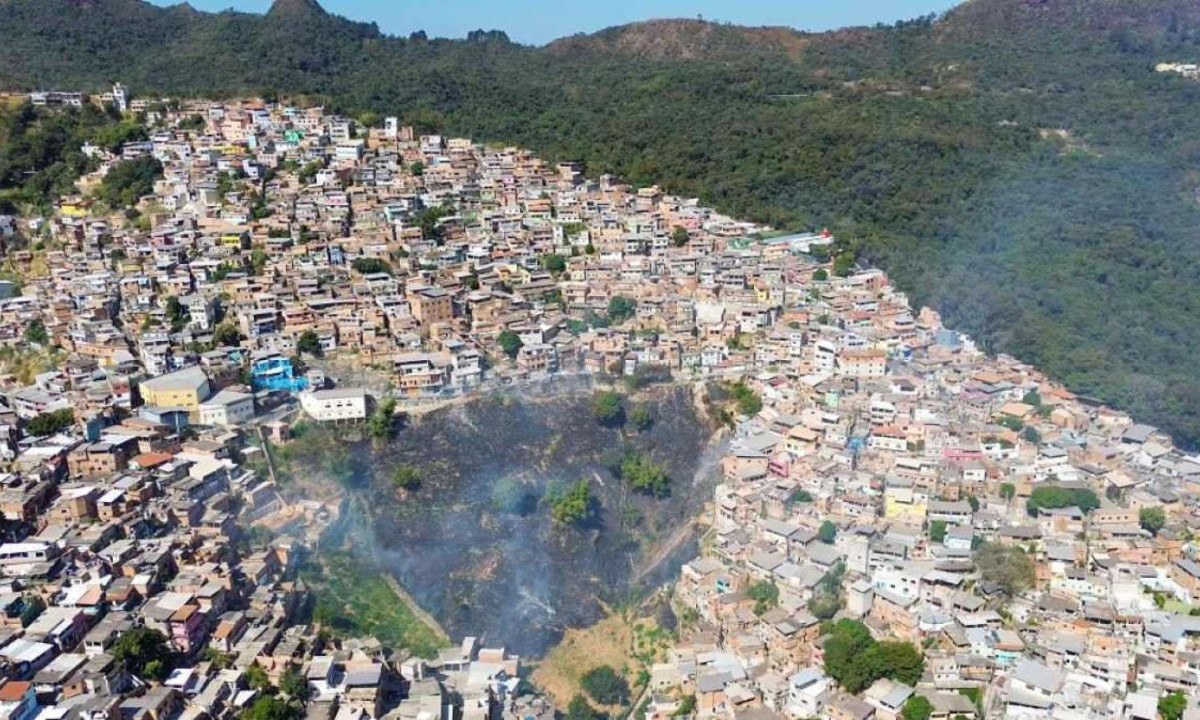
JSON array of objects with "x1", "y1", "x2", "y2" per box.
[
  {"x1": 266, "y1": 0, "x2": 327, "y2": 18},
  {"x1": 940, "y1": 0, "x2": 1200, "y2": 39},
  {"x1": 2, "y1": 0, "x2": 1200, "y2": 448},
  {"x1": 545, "y1": 19, "x2": 810, "y2": 61}
]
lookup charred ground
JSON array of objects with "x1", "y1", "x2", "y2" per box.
[{"x1": 334, "y1": 380, "x2": 724, "y2": 657}]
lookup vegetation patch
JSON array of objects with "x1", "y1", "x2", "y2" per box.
[
  {"x1": 533, "y1": 611, "x2": 667, "y2": 711},
  {"x1": 302, "y1": 551, "x2": 447, "y2": 658}
]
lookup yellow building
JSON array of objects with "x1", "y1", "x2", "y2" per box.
[
  {"x1": 139, "y1": 366, "x2": 212, "y2": 415},
  {"x1": 883, "y1": 484, "x2": 928, "y2": 522}
]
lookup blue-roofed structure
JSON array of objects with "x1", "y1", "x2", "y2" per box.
[{"x1": 250, "y1": 354, "x2": 309, "y2": 393}]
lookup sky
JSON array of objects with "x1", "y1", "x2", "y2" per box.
[{"x1": 149, "y1": 0, "x2": 960, "y2": 45}]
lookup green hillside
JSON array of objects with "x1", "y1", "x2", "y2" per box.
[{"x1": 2, "y1": 0, "x2": 1200, "y2": 447}]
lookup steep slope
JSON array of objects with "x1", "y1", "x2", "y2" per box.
[{"x1": 1, "y1": 0, "x2": 1199, "y2": 447}]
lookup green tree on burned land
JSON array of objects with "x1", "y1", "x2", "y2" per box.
[
  {"x1": 367, "y1": 398, "x2": 397, "y2": 439},
  {"x1": 591, "y1": 390, "x2": 623, "y2": 425},
  {"x1": 628, "y1": 405, "x2": 652, "y2": 431},
  {"x1": 620, "y1": 452, "x2": 669, "y2": 497},
  {"x1": 549, "y1": 480, "x2": 594, "y2": 526}
]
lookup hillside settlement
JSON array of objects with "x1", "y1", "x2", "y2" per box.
[{"x1": 0, "y1": 93, "x2": 1196, "y2": 720}]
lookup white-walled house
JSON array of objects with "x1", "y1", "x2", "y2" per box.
[{"x1": 299, "y1": 388, "x2": 369, "y2": 422}]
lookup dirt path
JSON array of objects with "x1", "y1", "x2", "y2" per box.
[
  {"x1": 341, "y1": 493, "x2": 451, "y2": 646},
  {"x1": 256, "y1": 425, "x2": 280, "y2": 484},
  {"x1": 632, "y1": 420, "x2": 723, "y2": 586},
  {"x1": 626, "y1": 683, "x2": 652, "y2": 720},
  {"x1": 633, "y1": 516, "x2": 699, "y2": 586},
  {"x1": 380, "y1": 573, "x2": 452, "y2": 646}
]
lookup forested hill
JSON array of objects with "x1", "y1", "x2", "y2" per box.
[{"x1": 2, "y1": 0, "x2": 1200, "y2": 449}]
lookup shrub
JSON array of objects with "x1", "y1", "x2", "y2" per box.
[
  {"x1": 581, "y1": 665, "x2": 631, "y2": 706},
  {"x1": 549, "y1": 481, "x2": 593, "y2": 526},
  {"x1": 620, "y1": 452, "x2": 670, "y2": 497},
  {"x1": 591, "y1": 391, "x2": 623, "y2": 424}
]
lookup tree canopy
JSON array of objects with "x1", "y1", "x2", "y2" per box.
[
  {"x1": 296, "y1": 329, "x2": 323, "y2": 356},
  {"x1": 1159, "y1": 692, "x2": 1187, "y2": 720},
  {"x1": 26, "y1": 408, "x2": 74, "y2": 436},
  {"x1": 1139, "y1": 506, "x2": 1166, "y2": 535},
  {"x1": 606, "y1": 296, "x2": 636, "y2": 323},
  {"x1": 112, "y1": 627, "x2": 174, "y2": 680},
  {"x1": 350, "y1": 257, "x2": 391, "y2": 275},
  {"x1": 902, "y1": 695, "x2": 933, "y2": 720},
  {"x1": 1025, "y1": 486, "x2": 1100, "y2": 516},
  {"x1": 367, "y1": 397, "x2": 397, "y2": 439},
  {"x1": 591, "y1": 390, "x2": 623, "y2": 424},
  {"x1": 747, "y1": 580, "x2": 779, "y2": 616},
  {"x1": 823, "y1": 620, "x2": 924, "y2": 694},
  {"x1": 96, "y1": 156, "x2": 162, "y2": 208},
  {"x1": 18, "y1": 595, "x2": 45, "y2": 628},
  {"x1": 808, "y1": 560, "x2": 845, "y2": 620},
  {"x1": 973, "y1": 542, "x2": 1036, "y2": 596},
  {"x1": 391, "y1": 465, "x2": 421, "y2": 491},
  {"x1": 728, "y1": 382, "x2": 763, "y2": 416},
  {"x1": 23, "y1": 319, "x2": 48, "y2": 345},
  {"x1": 549, "y1": 480, "x2": 594, "y2": 526},
  {"x1": 580, "y1": 665, "x2": 631, "y2": 706},
  {"x1": 620, "y1": 452, "x2": 670, "y2": 497},
  {"x1": 564, "y1": 695, "x2": 605, "y2": 720},
  {"x1": 542, "y1": 253, "x2": 567, "y2": 273},
  {"x1": 497, "y1": 330, "x2": 523, "y2": 359},
  {"x1": 279, "y1": 665, "x2": 311, "y2": 702},
  {"x1": 0, "y1": 103, "x2": 132, "y2": 212},
  {"x1": 628, "y1": 405, "x2": 652, "y2": 431},
  {"x1": 240, "y1": 696, "x2": 302, "y2": 720}
]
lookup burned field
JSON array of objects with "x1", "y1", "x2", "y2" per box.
[{"x1": 356, "y1": 384, "x2": 723, "y2": 657}]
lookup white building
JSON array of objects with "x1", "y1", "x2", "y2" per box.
[
  {"x1": 0, "y1": 542, "x2": 58, "y2": 577},
  {"x1": 112, "y1": 83, "x2": 129, "y2": 113},
  {"x1": 198, "y1": 389, "x2": 256, "y2": 427},
  {"x1": 786, "y1": 668, "x2": 830, "y2": 718},
  {"x1": 299, "y1": 388, "x2": 368, "y2": 422}
]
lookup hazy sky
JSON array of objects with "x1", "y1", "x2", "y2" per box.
[{"x1": 150, "y1": 0, "x2": 960, "y2": 45}]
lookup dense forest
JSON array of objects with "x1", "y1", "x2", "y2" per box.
[
  {"x1": 0, "y1": 102, "x2": 142, "y2": 212},
  {"x1": 1, "y1": 0, "x2": 1200, "y2": 448}
]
